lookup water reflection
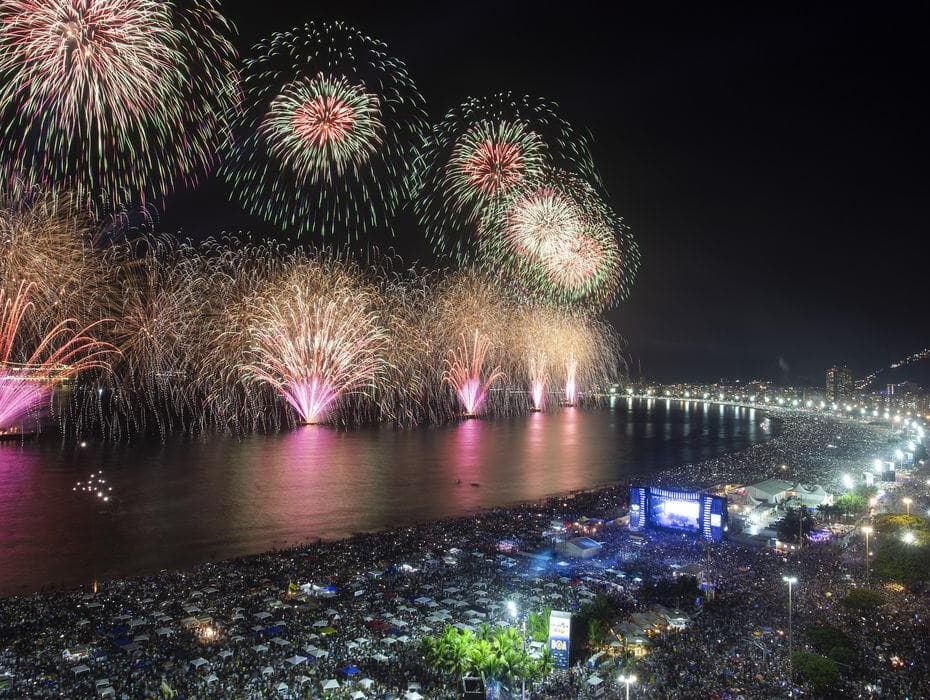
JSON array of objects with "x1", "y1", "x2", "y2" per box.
[{"x1": 0, "y1": 400, "x2": 775, "y2": 595}]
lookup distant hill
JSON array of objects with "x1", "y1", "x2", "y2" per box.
[{"x1": 857, "y1": 348, "x2": 930, "y2": 391}]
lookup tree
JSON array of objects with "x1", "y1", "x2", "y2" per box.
[
  {"x1": 792, "y1": 652, "x2": 840, "y2": 694},
  {"x1": 776, "y1": 507, "x2": 815, "y2": 543},
  {"x1": 840, "y1": 589, "x2": 884, "y2": 611},
  {"x1": 526, "y1": 608, "x2": 551, "y2": 642},
  {"x1": 833, "y1": 493, "x2": 867, "y2": 517}
]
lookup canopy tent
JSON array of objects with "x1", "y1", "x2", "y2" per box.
[
  {"x1": 341, "y1": 665, "x2": 361, "y2": 676},
  {"x1": 285, "y1": 655, "x2": 307, "y2": 666},
  {"x1": 190, "y1": 658, "x2": 209, "y2": 669},
  {"x1": 587, "y1": 675, "x2": 604, "y2": 686},
  {"x1": 72, "y1": 665, "x2": 90, "y2": 675},
  {"x1": 322, "y1": 679, "x2": 340, "y2": 690}
]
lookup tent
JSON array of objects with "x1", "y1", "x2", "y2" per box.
[
  {"x1": 275, "y1": 682, "x2": 288, "y2": 693},
  {"x1": 190, "y1": 658, "x2": 209, "y2": 669},
  {"x1": 322, "y1": 679, "x2": 340, "y2": 690},
  {"x1": 351, "y1": 692, "x2": 366, "y2": 700},
  {"x1": 587, "y1": 675, "x2": 604, "y2": 686},
  {"x1": 359, "y1": 678, "x2": 375, "y2": 689},
  {"x1": 218, "y1": 650, "x2": 234, "y2": 659},
  {"x1": 341, "y1": 665, "x2": 360, "y2": 676},
  {"x1": 261, "y1": 666, "x2": 274, "y2": 676},
  {"x1": 205, "y1": 674, "x2": 218, "y2": 684},
  {"x1": 285, "y1": 655, "x2": 307, "y2": 666},
  {"x1": 72, "y1": 665, "x2": 90, "y2": 675},
  {"x1": 252, "y1": 644, "x2": 269, "y2": 653},
  {"x1": 405, "y1": 692, "x2": 423, "y2": 700}
]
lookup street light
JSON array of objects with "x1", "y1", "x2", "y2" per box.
[
  {"x1": 902, "y1": 531, "x2": 916, "y2": 545},
  {"x1": 782, "y1": 576, "x2": 798, "y2": 683},
  {"x1": 507, "y1": 600, "x2": 526, "y2": 700},
  {"x1": 902, "y1": 497, "x2": 912, "y2": 516},
  {"x1": 618, "y1": 673, "x2": 637, "y2": 700},
  {"x1": 861, "y1": 526, "x2": 873, "y2": 583}
]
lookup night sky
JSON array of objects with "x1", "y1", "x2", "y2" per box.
[{"x1": 163, "y1": 1, "x2": 928, "y2": 385}]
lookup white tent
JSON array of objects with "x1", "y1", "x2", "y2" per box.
[
  {"x1": 275, "y1": 682, "x2": 288, "y2": 693},
  {"x1": 285, "y1": 655, "x2": 307, "y2": 666},
  {"x1": 72, "y1": 665, "x2": 90, "y2": 675},
  {"x1": 405, "y1": 692, "x2": 423, "y2": 700},
  {"x1": 252, "y1": 644, "x2": 269, "y2": 653},
  {"x1": 190, "y1": 658, "x2": 209, "y2": 669},
  {"x1": 261, "y1": 666, "x2": 274, "y2": 676},
  {"x1": 322, "y1": 679, "x2": 340, "y2": 690},
  {"x1": 587, "y1": 675, "x2": 604, "y2": 686},
  {"x1": 218, "y1": 650, "x2": 234, "y2": 659},
  {"x1": 270, "y1": 637, "x2": 291, "y2": 647},
  {"x1": 205, "y1": 674, "x2": 218, "y2": 684},
  {"x1": 351, "y1": 692, "x2": 366, "y2": 700},
  {"x1": 358, "y1": 678, "x2": 375, "y2": 689}
]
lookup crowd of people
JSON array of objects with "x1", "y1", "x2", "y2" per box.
[{"x1": 1, "y1": 408, "x2": 927, "y2": 698}]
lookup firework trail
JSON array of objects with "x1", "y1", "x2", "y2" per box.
[
  {"x1": 479, "y1": 170, "x2": 639, "y2": 309},
  {"x1": 442, "y1": 329, "x2": 504, "y2": 417},
  {"x1": 222, "y1": 21, "x2": 426, "y2": 240},
  {"x1": 412, "y1": 94, "x2": 599, "y2": 261},
  {"x1": 212, "y1": 253, "x2": 391, "y2": 427},
  {"x1": 0, "y1": 282, "x2": 114, "y2": 433},
  {"x1": 0, "y1": 0, "x2": 239, "y2": 211}
]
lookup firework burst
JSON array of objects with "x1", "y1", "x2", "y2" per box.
[
  {"x1": 0, "y1": 0, "x2": 239, "y2": 210},
  {"x1": 221, "y1": 255, "x2": 391, "y2": 426},
  {"x1": 480, "y1": 170, "x2": 639, "y2": 309},
  {"x1": 222, "y1": 21, "x2": 426, "y2": 240},
  {"x1": 412, "y1": 94, "x2": 599, "y2": 260},
  {"x1": 0, "y1": 282, "x2": 114, "y2": 433},
  {"x1": 442, "y1": 329, "x2": 504, "y2": 417}
]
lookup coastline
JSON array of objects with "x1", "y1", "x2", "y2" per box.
[
  {"x1": 0, "y1": 408, "x2": 903, "y2": 700},
  {"x1": 9, "y1": 405, "x2": 874, "y2": 604},
  {"x1": 2, "y1": 403, "x2": 783, "y2": 599}
]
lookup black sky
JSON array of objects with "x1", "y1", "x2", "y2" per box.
[{"x1": 163, "y1": 1, "x2": 929, "y2": 385}]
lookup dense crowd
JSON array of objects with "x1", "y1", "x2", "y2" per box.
[{"x1": 1, "y1": 409, "x2": 927, "y2": 698}]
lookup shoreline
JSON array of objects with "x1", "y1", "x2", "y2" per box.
[
  {"x1": 2, "y1": 404, "x2": 782, "y2": 600},
  {"x1": 0, "y1": 408, "x2": 906, "y2": 699}
]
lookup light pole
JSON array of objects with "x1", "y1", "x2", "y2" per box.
[
  {"x1": 507, "y1": 600, "x2": 526, "y2": 700},
  {"x1": 782, "y1": 576, "x2": 797, "y2": 684},
  {"x1": 618, "y1": 673, "x2": 636, "y2": 700},
  {"x1": 902, "y1": 497, "x2": 912, "y2": 516},
  {"x1": 861, "y1": 526, "x2": 873, "y2": 583}
]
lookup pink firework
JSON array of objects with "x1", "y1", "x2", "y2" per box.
[
  {"x1": 564, "y1": 354, "x2": 578, "y2": 406},
  {"x1": 528, "y1": 353, "x2": 548, "y2": 411},
  {"x1": 240, "y1": 280, "x2": 389, "y2": 426},
  {"x1": 0, "y1": 282, "x2": 114, "y2": 431},
  {"x1": 460, "y1": 140, "x2": 525, "y2": 195},
  {"x1": 291, "y1": 94, "x2": 356, "y2": 148},
  {"x1": 442, "y1": 329, "x2": 504, "y2": 417}
]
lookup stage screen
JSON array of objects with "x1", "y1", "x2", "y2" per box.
[{"x1": 650, "y1": 493, "x2": 701, "y2": 532}]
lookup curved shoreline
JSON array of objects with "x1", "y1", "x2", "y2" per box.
[{"x1": 2, "y1": 403, "x2": 787, "y2": 599}]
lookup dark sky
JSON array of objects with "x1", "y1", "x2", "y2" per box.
[{"x1": 164, "y1": 1, "x2": 929, "y2": 385}]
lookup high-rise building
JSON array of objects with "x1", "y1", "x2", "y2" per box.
[{"x1": 825, "y1": 366, "x2": 852, "y2": 403}]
